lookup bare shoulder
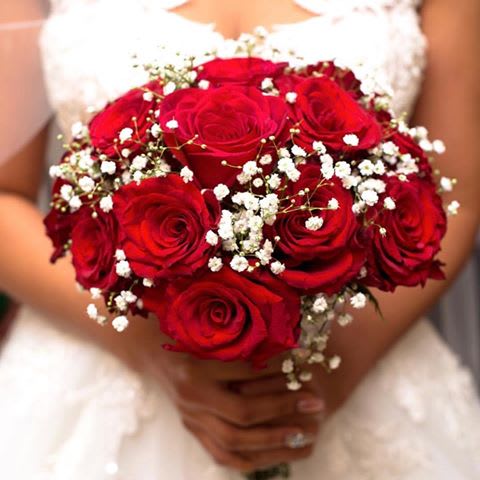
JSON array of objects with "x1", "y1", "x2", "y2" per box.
[{"x1": 0, "y1": 0, "x2": 48, "y2": 23}]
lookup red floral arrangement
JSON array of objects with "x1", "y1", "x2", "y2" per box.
[{"x1": 45, "y1": 53, "x2": 456, "y2": 390}]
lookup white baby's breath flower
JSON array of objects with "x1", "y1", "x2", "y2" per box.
[
  {"x1": 338, "y1": 313, "x2": 353, "y2": 327},
  {"x1": 329, "y1": 356, "x2": 341, "y2": 370},
  {"x1": 350, "y1": 292, "x2": 367, "y2": 309},
  {"x1": 133, "y1": 171, "x2": 143, "y2": 184},
  {"x1": 90, "y1": 288, "x2": 102, "y2": 300},
  {"x1": 328, "y1": 198, "x2": 339, "y2": 210},
  {"x1": 285, "y1": 91, "x2": 297, "y2": 104},
  {"x1": 208, "y1": 257, "x2": 223, "y2": 272},
  {"x1": 259, "y1": 154, "x2": 273, "y2": 166},
  {"x1": 313, "y1": 141, "x2": 327, "y2": 154},
  {"x1": 198, "y1": 79, "x2": 210, "y2": 90},
  {"x1": 382, "y1": 141, "x2": 399, "y2": 156},
  {"x1": 112, "y1": 315, "x2": 129, "y2": 332},
  {"x1": 440, "y1": 177, "x2": 453, "y2": 192},
  {"x1": 230, "y1": 255, "x2": 249, "y2": 272},
  {"x1": 419, "y1": 139, "x2": 433, "y2": 152},
  {"x1": 383, "y1": 196, "x2": 396, "y2": 210},
  {"x1": 213, "y1": 184, "x2": 230, "y2": 201},
  {"x1": 163, "y1": 81, "x2": 176, "y2": 95},
  {"x1": 150, "y1": 123, "x2": 161, "y2": 138},
  {"x1": 278, "y1": 157, "x2": 294, "y2": 173},
  {"x1": 342, "y1": 175, "x2": 360, "y2": 190},
  {"x1": 116, "y1": 260, "x2": 131, "y2": 278},
  {"x1": 79, "y1": 176, "x2": 95, "y2": 193},
  {"x1": 101, "y1": 161, "x2": 116, "y2": 175},
  {"x1": 180, "y1": 166, "x2": 194, "y2": 183},
  {"x1": 352, "y1": 201, "x2": 366, "y2": 215},
  {"x1": 86, "y1": 303, "x2": 98, "y2": 320},
  {"x1": 361, "y1": 189, "x2": 379, "y2": 206},
  {"x1": 143, "y1": 91, "x2": 154, "y2": 102},
  {"x1": 379, "y1": 227, "x2": 387, "y2": 236},
  {"x1": 166, "y1": 119, "x2": 179, "y2": 130},
  {"x1": 268, "y1": 174, "x2": 281, "y2": 190},
  {"x1": 69, "y1": 196, "x2": 82, "y2": 211},
  {"x1": 291, "y1": 145, "x2": 307, "y2": 158},
  {"x1": 60, "y1": 184, "x2": 73, "y2": 201},
  {"x1": 270, "y1": 261, "x2": 285, "y2": 275},
  {"x1": 143, "y1": 278, "x2": 154, "y2": 288},
  {"x1": 286, "y1": 167, "x2": 300, "y2": 182},
  {"x1": 71, "y1": 121, "x2": 87, "y2": 139},
  {"x1": 252, "y1": 178, "x2": 264, "y2": 188},
  {"x1": 261, "y1": 77, "x2": 274, "y2": 90},
  {"x1": 432, "y1": 139, "x2": 446, "y2": 154},
  {"x1": 305, "y1": 216, "x2": 324, "y2": 231},
  {"x1": 282, "y1": 359, "x2": 294, "y2": 374},
  {"x1": 236, "y1": 172, "x2": 251, "y2": 185},
  {"x1": 115, "y1": 249, "x2": 126, "y2": 261},
  {"x1": 312, "y1": 295, "x2": 328, "y2": 314},
  {"x1": 287, "y1": 379, "x2": 302, "y2": 391},
  {"x1": 205, "y1": 230, "x2": 219, "y2": 246},
  {"x1": 447, "y1": 200, "x2": 460, "y2": 216},
  {"x1": 121, "y1": 148, "x2": 131, "y2": 158},
  {"x1": 115, "y1": 295, "x2": 128, "y2": 312},
  {"x1": 99, "y1": 195, "x2": 113, "y2": 213},
  {"x1": 373, "y1": 160, "x2": 386, "y2": 175},
  {"x1": 122, "y1": 291, "x2": 137, "y2": 304},
  {"x1": 243, "y1": 160, "x2": 260, "y2": 176},
  {"x1": 343, "y1": 134, "x2": 359, "y2": 147},
  {"x1": 358, "y1": 159, "x2": 374, "y2": 176},
  {"x1": 78, "y1": 151, "x2": 94, "y2": 170},
  {"x1": 49, "y1": 165, "x2": 62, "y2": 179},
  {"x1": 334, "y1": 161, "x2": 351, "y2": 179},
  {"x1": 131, "y1": 155, "x2": 148, "y2": 171},
  {"x1": 119, "y1": 127, "x2": 133, "y2": 143}
]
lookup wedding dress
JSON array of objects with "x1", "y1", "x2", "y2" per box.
[{"x1": 1, "y1": 0, "x2": 479, "y2": 478}]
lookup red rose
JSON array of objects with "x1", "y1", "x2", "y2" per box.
[
  {"x1": 364, "y1": 175, "x2": 446, "y2": 292},
  {"x1": 270, "y1": 165, "x2": 364, "y2": 294},
  {"x1": 143, "y1": 268, "x2": 301, "y2": 368},
  {"x1": 114, "y1": 175, "x2": 220, "y2": 281},
  {"x1": 290, "y1": 77, "x2": 382, "y2": 153},
  {"x1": 89, "y1": 81, "x2": 161, "y2": 158},
  {"x1": 197, "y1": 57, "x2": 288, "y2": 87},
  {"x1": 391, "y1": 132, "x2": 432, "y2": 177},
  {"x1": 158, "y1": 86, "x2": 289, "y2": 188},
  {"x1": 70, "y1": 207, "x2": 119, "y2": 290}
]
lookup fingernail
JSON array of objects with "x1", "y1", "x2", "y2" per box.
[
  {"x1": 285, "y1": 432, "x2": 315, "y2": 449},
  {"x1": 297, "y1": 398, "x2": 324, "y2": 414}
]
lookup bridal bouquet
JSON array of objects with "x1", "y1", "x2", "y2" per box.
[{"x1": 45, "y1": 52, "x2": 456, "y2": 395}]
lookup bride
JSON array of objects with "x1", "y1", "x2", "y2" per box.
[{"x1": 0, "y1": 0, "x2": 479, "y2": 478}]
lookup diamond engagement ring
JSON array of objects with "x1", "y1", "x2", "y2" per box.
[{"x1": 285, "y1": 432, "x2": 308, "y2": 449}]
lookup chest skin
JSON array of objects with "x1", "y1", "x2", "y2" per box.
[{"x1": 168, "y1": 0, "x2": 315, "y2": 39}]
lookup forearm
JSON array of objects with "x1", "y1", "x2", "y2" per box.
[
  {"x1": 326, "y1": 208, "x2": 479, "y2": 405},
  {"x1": 0, "y1": 192, "x2": 163, "y2": 369}
]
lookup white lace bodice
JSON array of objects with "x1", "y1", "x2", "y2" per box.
[{"x1": 41, "y1": 0, "x2": 426, "y2": 134}]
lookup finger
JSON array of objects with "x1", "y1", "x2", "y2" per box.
[
  {"x1": 211, "y1": 390, "x2": 325, "y2": 427},
  {"x1": 234, "y1": 374, "x2": 288, "y2": 396},
  {"x1": 244, "y1": 443, "x2": 316, "y2": 471},
  {"x1": 184, "y1": 420, "x2": 254, "y2": 472},
  {"x1": 181, "y1": 409, "x2": 318, "y2": 452}
]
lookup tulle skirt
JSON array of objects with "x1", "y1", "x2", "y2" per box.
[{"x1": 0, "y1": 307, "x2": 479, "y2": 480}]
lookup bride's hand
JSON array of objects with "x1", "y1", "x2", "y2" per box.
[{"x1": 146, "y1": 350, "x2": 324, "y2": 472}]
